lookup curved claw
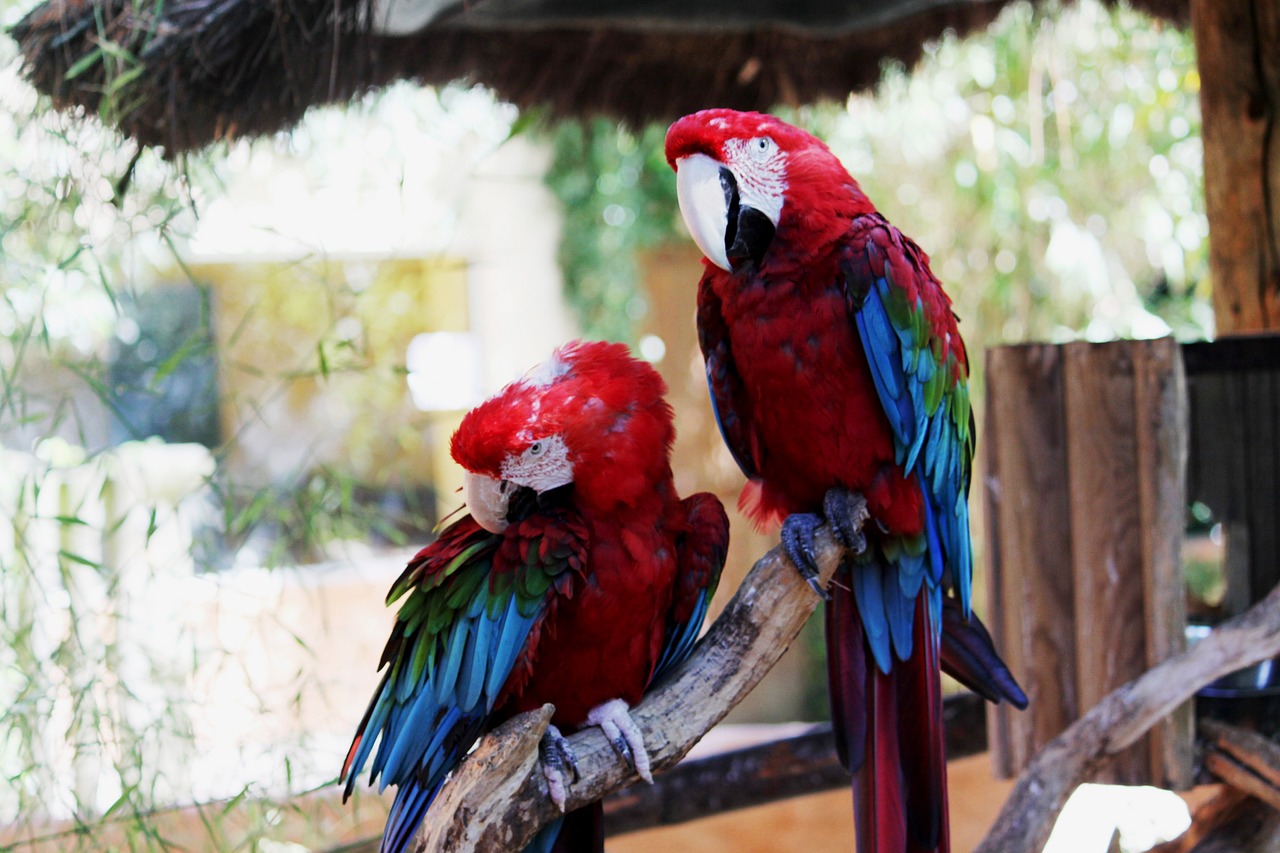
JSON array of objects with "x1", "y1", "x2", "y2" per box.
[
  {"x1": 587, "y1": 698, "x2": 653, "y2": 784},
  {"x1": 539, "y1": 724, "x2": 580, "y2": 812},
  {"x1": 781, "y1": 512, "x2": 829, "y2": 598},
  {"x1": 824, "y1": 487, "x2": 869, "y2": 555}
]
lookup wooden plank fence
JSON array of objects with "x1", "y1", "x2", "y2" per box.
[{"x1": 984, "y1": 337, "x2": 1193, "y2": 788}]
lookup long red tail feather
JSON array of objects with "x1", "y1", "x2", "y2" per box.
[{"x1": 828, "y1": 582, "x2": 949, "y2": 853}]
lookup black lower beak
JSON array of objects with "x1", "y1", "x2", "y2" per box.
[
  {"x1": 504, "y1": 483, "x2": 575, "y2": 525},
  {"x1": 729, "y1": 207, "x2": 775, "y2": 270},
  {"x1": 504, "y1": 484, "x2": 537, "y2": 525},
  {"x1": 718, "y1": 167, "x2": 775, "y2": 271}
]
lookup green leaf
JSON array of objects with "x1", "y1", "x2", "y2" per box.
[{"x1": 63, "y1": 48, "x2": 105, "y2": 81}]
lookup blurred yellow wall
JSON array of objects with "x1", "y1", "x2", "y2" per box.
[{"x1": 194, "y1": 257, "x2": 469, "y2": 504}]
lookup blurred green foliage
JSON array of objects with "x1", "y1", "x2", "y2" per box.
[
  {"x1": 0, "y1": 11, "x2": 445, "y2": 848},
  {"x1": 544, "y1": 120, "x2": 679, "y2": 343},
  {"x1": 819, "y1": 0, "x2": 1208, "y2": 345},
  {"x1": 546, "y1": 0, "x2": 1210, "y2": 347}
]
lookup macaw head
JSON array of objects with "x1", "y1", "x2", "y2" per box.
[
  {"x1": 450, "y1": 340, "x2": 675, "y2": 533},
  {"x1": 665, "y1": 108, "x2": 869, "y2": 273}
]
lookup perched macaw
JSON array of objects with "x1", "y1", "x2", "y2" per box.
[
  {"x1": 665, "y1": 110, "x2": 1026, "y2": 853},
  {"x1": 341, "y1": 340, "x2": 729, "y2": 853}
]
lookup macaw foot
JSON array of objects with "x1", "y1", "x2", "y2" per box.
[
  {"x1": 781, "y1": 512, "x2": 826, "y2": 597},
  {"x1": 539, "y1": 723, "x2": 579, "y2": 813},
  {"x1": 824, "y1": 487, "x2": 869, "y2": 554},
  {"x1": 587, "y1": 698, "x2": 653, "y2": 784},
  {"x1": 781, "y1": 488, "x2": 870, "y2": 597}
]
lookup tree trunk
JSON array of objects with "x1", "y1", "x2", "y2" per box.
[{"x1": 1192, "y1": 0, "x2": 1280, "y2": 333}]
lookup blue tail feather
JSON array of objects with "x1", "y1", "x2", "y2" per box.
[
  {"x1": 854, "y1": 560, "x2": 892, "y2": 674},
  {"x1": 380, "y1": 777, "x2": 445, "y2": 853},
  {"x1": 897, "y1": 550, "x2": 927, "y2": 601},
  {"x1": 884, "y1": 570, "x2": 914, "y2": 662}
]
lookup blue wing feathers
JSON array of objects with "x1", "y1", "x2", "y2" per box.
[
  {"x1": 383, "y1": 690, "x2": 438, "y2": 785},
  {"x1": 441, "y1": 614, "x2": 473, "y2": 697},
  {"x1": 845, "y1": 224, "x2": 974, "y2": 671},
  {"x1": 343, "y1": 516, "x2": 589, "y2": 853},
  {"x1": 652, "y1": 588, "x2": 711, "y2": 683},
  {"x1": 459, "y1": 616, "x2": 488, "y2": 711},
  {"x1": 487, "y1": 598, "x2": 534, "y2": 699},
  {"x1": 919, "y1": 473, "x2": 946, "y2": 588},
  {"x1": 903, "y1": 380, "x2": 928, "y2": 472},
  {"x1": 954, "y1": 495, "x2": 973, "y2": 611},
  {"x1": 858, "y1": 289, "x2": 903, "y2": 401},
  {"x1": 653, "y1": 492, "x2": 727, "y2": 686}
]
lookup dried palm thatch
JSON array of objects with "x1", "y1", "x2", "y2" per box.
[{"x1": 10, "y1": 0, "x2": 1190, "y2": 157}]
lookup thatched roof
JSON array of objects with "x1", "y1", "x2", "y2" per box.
[{"x1": 11, "y1": 0, "x2": 1189, "y2": 156}]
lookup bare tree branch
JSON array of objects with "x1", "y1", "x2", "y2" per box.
[
  {"x1": 415, "y1": 526, "x2": 847, "y2": 853},
  {"x1": 975, "y1": 582, "x2": 1280, "y2": 853}
]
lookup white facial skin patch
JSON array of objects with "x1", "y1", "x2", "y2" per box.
[
  {"x1": 501, "y1": 434, "x2": 573, "y2": 494},
  {"x1": 464, "y1": 435, "x2": 573, "y2": 534},
  {"x1": 723, "y1": 136, "x2": 787, "y2": 228}
]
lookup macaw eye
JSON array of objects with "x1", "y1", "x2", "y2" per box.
[
  {"x1": 528, "y1": 441, "x2": 545, "y2": 457},
  {"x1": 749, "y1": 137, "x2": 777, "y2": 162}
]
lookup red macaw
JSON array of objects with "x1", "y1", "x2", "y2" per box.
[
  {"x1": 665, "y1": 110, "x2": 1026, "y2": 853},
  {"x1": 341, "y1": 340, "x2": 729, "y2": 853}
]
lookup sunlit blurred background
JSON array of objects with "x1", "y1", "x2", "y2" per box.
[{"x1": 0, "y1": 0, "x2": 1210, "y2": 850}]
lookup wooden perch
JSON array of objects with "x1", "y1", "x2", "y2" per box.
[
  {"x1": 975, "y1": 581, "x2": 1280, "y2": 853},
  {"x1": 329, "y1": 692, "x2": 992, "y2": 853},
  {"x1": 415, "y1": 526, "x2": 846, "y2": 853}
]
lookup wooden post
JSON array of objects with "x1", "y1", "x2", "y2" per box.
[
  {"x1": 984, "y1": 344, "x2": 1077, "y2": 778},
  {"x1": 1192, "y1": 0, "x2": 1280, "y2": 334},
  {"x1": 983, "y1": 338, "x2": 1191, "y2": 788},
  {"x1": 1134, "y1": 341, "x2": 1196, "y2": 788}
]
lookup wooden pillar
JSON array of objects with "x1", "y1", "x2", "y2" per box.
[
  {"x1": 1192, "y1": 0, "x2": 1280, "y2": 333},
  {"x1": 984, "y1": 338, "x2": 1193, "y2": 788}
]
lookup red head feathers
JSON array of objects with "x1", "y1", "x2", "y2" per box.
[
  {"x1": 665, "y1": 109, "x2": 874, "y2": 272},
  {"x1": 450, "y1": 340, "x2": 674, "y2": 530}
]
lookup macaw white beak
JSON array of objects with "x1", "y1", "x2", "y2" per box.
[
  {"x1": 464, "y1": 471, "x2": 509, "y2": 534},
  {"x1": 675, "y1": 153, "x2": 732, "y2": 272}
]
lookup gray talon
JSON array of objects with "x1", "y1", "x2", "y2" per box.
[
  {"x1": 781, "y1": 512, "x2": 829, "y2": 599},
  {"x1": 540, "y1": 724, "x2": 579, "y2": 812},
  {"x1": 824, "y1": 488, "x2": 869, "y2": 555},
  {"x1": 587, "y1": 699, "x2": 653, "y2": 784},
  {"x1": 803, "y1": 572, "x2": 828, "y2": 598}
]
